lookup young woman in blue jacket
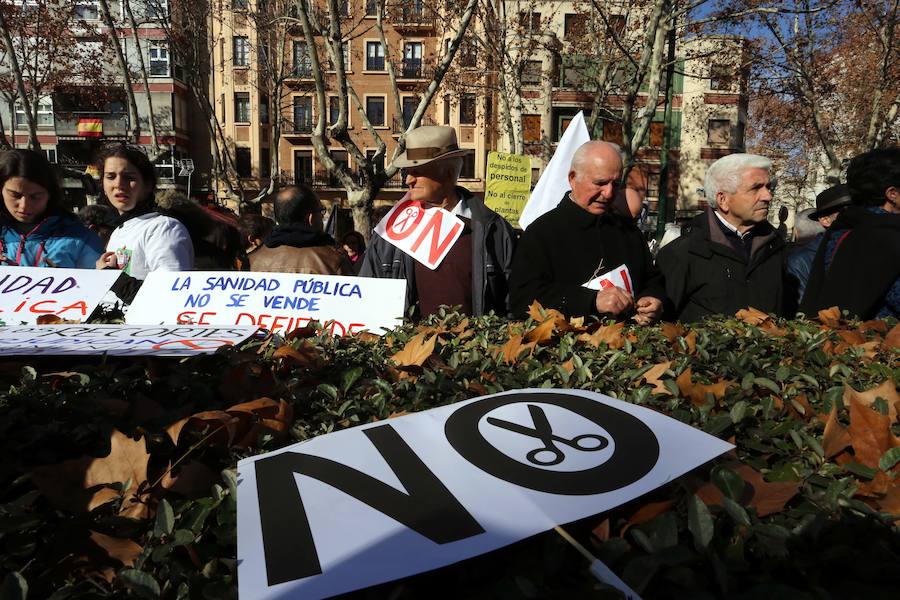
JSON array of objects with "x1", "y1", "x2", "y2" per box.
[{"x1": 0, "y1": 149, "x2": 104, "y2": 268}]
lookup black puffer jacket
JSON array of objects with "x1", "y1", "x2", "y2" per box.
[{"x1": 657, "y1": 209, "x2": 787, "y2": 322}]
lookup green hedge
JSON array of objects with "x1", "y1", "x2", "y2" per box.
[{"x1": 1, "y1": 307, "x2": 898, "y2": 599}]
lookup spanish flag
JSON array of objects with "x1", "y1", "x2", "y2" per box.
[{"x1": 77, "y1": 118, "x2": 103, "y2": 137}]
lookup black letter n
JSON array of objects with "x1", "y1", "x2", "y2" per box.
[{"x1": 254, "y1": 424, "x2": 485, "y2": 586}]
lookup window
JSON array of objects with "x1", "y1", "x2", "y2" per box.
[
  {"x1": 220, "y1": 93, "x2": 225, "y2": 124},
  {"x1": 560, "y1": 59, "x2": 583, "y2": 87},
  {"x1": 149, "y1": 42, "x2": 170, "y2": 76},
  {"x1": 402, "y1": 0, "x2": 425, "y2": 22},
  {"x1": 564, "y1": 14, "x2": 588, "y2": 39},
  {"x1": 235, "y1": 147, "x2": 252, "y2": 178},
  {"x1": 707, "y1": 119, "x2": 731, "y2": 145},
  {"x1": 365, "y1": 0, "x2": 377, "y2": 16},
  {"x1": 329, "y1": 95, "x2": 348, "y2": 125},
  {"x1": 234, "y1": 92, "x2": 250, "y2": 123},
  {"x1": 336, "y1": 0, "x2": 349, "y2": 16},
  {"x1": 519, "y1": 11, "x2": 540, "y2": 31},
  {"x1": 403, "y1": 42, "x2": 423, "y2": 77},
  {"x1": 43, "y1": 148, "x2": 57, "y2": 163},
  {"x1": 402, "y1": 96, "x2": 418, "y2": 128},
  {"x1": 293, "y1": 97, "x2": 312, "y2": 132},
  {"x1": 366, "y1": 96, "x2": 385, "y2": 126},
  {"x1": 608, "y1": 15, "x2": 626, "y2": 37},
  {"x1": 366, "y1": 149, "x2": 383, "y2": 171},
  {"x1": 601, "y1": 119, "x2": 623, "y2": 145},
  {"x1": 233, "y1": 36, "x2": 250, "y2": 67},
  {"x1": 459, "y1": 149, "x2": 475, "y2": 179},
  {"x1": 293, "y1": 41, "x2": 311, "y2": 77},
  {"x1": 523, "y1": 114, "x2": 541, "y2": 143},
  {"x1": 329, "y1": 151, "x2": 348, "y2": 186},
  {"x1": 460, "y1": 38, "x2": 477, "y2": 68},
  {"x1": 460, "y1": 93, "x2": 476, "y2": 125},
  {"x1": 15, "y1": 98, "x2": 53, "y2": 128},
  {"x1": 442, "y1": 95, "x2": 450, "y2": 124},
  {"x1": 649, "y1": 121, "x2": 664, "y2": 147},
  {"x1": 74, "y1": 0, "x2": 99, "y2": 21},
  {"x1": 329, "y1": 42, "x2": 350, "y2": 71},
  {"x1": 710, "y1": 65, "x2": 732, "y2": 91},
  {"x1": 294, "y1": 150, "x2": 313, "y2": 185},
  {"x1": 260, "y1": 95, "x2": 269, "y2": 124},
  {"x1": 232, "y1": 0, "x2": 248, "y2": 9},
  {"x1": 260, "y1": 148, "x2": 270, "y2": 179},
  {"x1": 365, "y1": 41, "x2": 385, "y2": 71},
  {"x1": 522, "y1": 60, "x2": 542, "y2": 85}
]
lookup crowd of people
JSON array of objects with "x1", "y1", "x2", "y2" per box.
[{"x1": 1, "y1": 129, "x2": 898, "y2": 323}]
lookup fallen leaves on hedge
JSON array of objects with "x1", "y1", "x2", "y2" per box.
[{"x1": 676, "y1": 367, "x2": 731, "y2": 407}]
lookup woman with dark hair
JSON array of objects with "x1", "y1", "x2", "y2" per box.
[
  {"x1": 94, "y1": 144, "x2": 193, "y2": 303},
  {"x1": 0, "y1": 149, "x2": 103, "y2": 268}
]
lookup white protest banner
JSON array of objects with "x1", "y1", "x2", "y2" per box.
[
  {"x1": 0, "y1": 266, "x2": 120, "y2": 326},
  {"x1": 584, "y1": 264, "x2": 634, "y2": 298},
  {"x1": 518, "y1": 111, "x2": 591, "y2": 230},
  {"x1": 237, "y1": 388, "x2": 733, "y2": 599},
  {"x1": 374, "y1": 196, "x2": 465, "y2": 269},
  {"x1": 0, "y1": 324, "x2": 258, "y2": 356},
  {"x1": 125, "y1": 271, "x2": 405, "y2": 336}
]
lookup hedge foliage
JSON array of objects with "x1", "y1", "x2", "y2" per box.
[{"x1": 1, "y1": 305, "x2": 899, "y2": 599}]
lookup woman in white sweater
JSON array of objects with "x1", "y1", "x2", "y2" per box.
[{"x1": 95, "y1": 144, "x2": 193, "y2": 303}]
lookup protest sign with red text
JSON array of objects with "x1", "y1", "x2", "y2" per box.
[
  {"x1": 583, "y1": 264, "x2": 634, "y2": 298},
  {"x1": 374, "y1": 197, "x2": 465, "y2": 270},
  {"x1": 126, "y1": 271, "x2": 405, "y2": 336},
  {"x1": 0, "y1": 266, "x2": 120, "y2": 326}
]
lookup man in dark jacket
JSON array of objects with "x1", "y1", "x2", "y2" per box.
[
  {"x1": 509, "y1": 140, "x2": 666, "y2": 322},
  {"x1": 786, "y1": 185, "x2": 850, "y2": 303},
  {"x1": 360, "y1": 126, "x2": 516, "y2": 317},
  {"x1": 657, "y1": 153, "x2": 786, "y2": 322},
  {"x1": 249, "y1": 185, "x2": 352, "y2": 275},
  {"x1": 800, "y1": 148, "x2": 900, "y2": 319}
]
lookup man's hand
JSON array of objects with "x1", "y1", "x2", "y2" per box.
[
  {"x1": 633, "y1": 296, "x2": 663, "y2": 325},
  {"x1": 595, "y1": 287, "x2": 634, "y2": 317},
  {"x1": 96, "y1": 251, "x2": 118, "y2": 270}
]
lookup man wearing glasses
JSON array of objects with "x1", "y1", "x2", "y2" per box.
[{"x1": 249, "y1": 184, "x2": 352, "y2": 275}]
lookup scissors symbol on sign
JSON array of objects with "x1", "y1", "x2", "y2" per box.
[
  {"x1": 486, "y1": 404, "x2": 609, "y2": 466},
  {"x1": 391, "y1": 206, "x2": 420, "y2": 233}
]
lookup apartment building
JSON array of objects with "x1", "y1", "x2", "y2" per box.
[
  {"x1": 210, "y1": 0, "x2": 495, "y2": 214},
  {"x1": 495, "y1": 1, "x2": 749, "y2": 220},
  {"x1": 0, "y1": 0, "x2": 196, "y2": 207}
]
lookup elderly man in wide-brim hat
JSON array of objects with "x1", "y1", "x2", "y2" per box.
[{"x1": 359, "y1": 126, "x2": 516, "y2": 318}]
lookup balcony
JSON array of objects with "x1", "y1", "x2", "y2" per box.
[
  {"x1": 394, "y1": 59, "x2": 432, "y2": 81},
  {"x1": 54, "y1": 111, "x2": 129, "y2": 139},
  {"x1": 392, "y1": 114, "x2": 436, "y2": 133},
  {"x1": 393, "y1": 6, "x2": 434, "y2": 30},
  {"x1": 297, "y1": 169, "x2": 407, "y2": 190}
]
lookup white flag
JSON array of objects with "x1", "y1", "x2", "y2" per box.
[{"x1": 518, "y1": 111, "x2": 591, "y2": 230}]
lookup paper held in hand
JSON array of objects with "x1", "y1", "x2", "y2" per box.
[
  {"x1": 374, "y1": 197, "x2": 466, "y2": 270},
  {"x1": 583, "y1": 263, "x2": 634, "y2": 298}
]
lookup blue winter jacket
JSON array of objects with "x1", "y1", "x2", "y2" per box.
[{"x1": 0, "y1": 214, "x2": 104, "y2": 269}]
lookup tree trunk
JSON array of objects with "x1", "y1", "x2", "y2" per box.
[
  {"x1": 0, "y1": 11, "x2": 39, "y2": 151},
  {"x1": 347, "y1": 188, "x2": 374, "y2": 241},
  {"x1": 123, "y1": 0, "x2": 160, "y2": 157},
  {"x1": 97, "y1": 0, "x2": 143, "y2": 145}
]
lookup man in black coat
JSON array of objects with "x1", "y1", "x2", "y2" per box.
[
  {"x1": 509, "y1": 140, "x2": 666, "y2": 322},
  {"x1": 656, "y1": 153, "x2": 786, "y2": 322},
  {"x1": 800, "y1": 148, "x2": 900, "y2": 319}
]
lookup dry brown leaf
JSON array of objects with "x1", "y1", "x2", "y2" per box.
[
  {"x1": 660, "y1": 322, "x2": 685, "y2": 341},
  {"x1": 844, "y1": 381, "x2": 900, "y2": 422},
  {"x1": 592, "y1": 519, "x2": 610, "y2": 543},
  {"x1": 273, "y1": 342, "x2": 320, "y2": 369},
  {"x1": 855, "y1": 470, "x2": 893, "y2": 497},
  {"x1": 227, "y1": 398, "x2": 294, "y2": 448},
  {"x1": 859, "y1": 320, "x2": 888, "y2": 333},
  {"x1": 498, "y1": 335, "x2": 536, "y2": 364},
  {"x1": 818, "y1": 306, "x2": 842, "y2": 327},
  {"x1": 884, "y1": 323, "x2": 900, "y2": 350},
  {"x1": 620, "y1": 500, "x2": 674, "y2": 536},
  {"x1": 181, "y1": 411, "x2": 240, "y2": 446},
  {"x1": 579, "y1": 322, "x2": 625, "y2": 349},
  {"x1": 848, "y1": 395, "x2": 895, "y2": 468},
  {"x1": 836, "y1": 330, "x2": 867, "y2": 345},
  {"x1": 390, "y1": 333, "x2": 437, "y2": 367},
  {"x1": 787, "y1": 393, "x2": 814, "y2": 421},
  {"x1": 159, "y1": 461, "x2": 218, "y2": 498},
  {"x1": 736, "y1": 307, "x2": 770, "y2": 325},
  {"x1": 524, "y1": 318, "x2": 559, "y2": 345},
  {"x1": 823, "y1": 404, "x2": 852, "y2": 458},
  {"x1": 676, "y1": 368, "x2": 730, "y2": 407},
  {"x1": 32, "y1": 430, "x2": 150, "y2": 519},
  {"x1": 876, "y1": 485, "x2": 900, "y2": 519},
  {"x1": 388, "y1": 410, "x2": 409, "y2": 419},
  {"x1": 693, "y1": 463, "x2": 799, "y2": 517},
  {"x1": 467, "y1": 381, "x2": 488, "y2": 395},
  {"x1": 166, "y1": 417, "x2": 190, "y2": 446},
  {"x1": 355, "y1": 331, "x2": 381, "y2": 343},
  {"x1": 560, "y1": 358, "x2": 575, "y2": 374},
  {"x1": 682, "y1": 330, "x2": 697, "y2": 353},
  {"x1": 527, "y1": 301, "x2": 565, "y2": 324},
  {"x1": 640, "y1": 361, "x2": 674, "y2": 396},
  {"x1": 88, "y1": 531, "x2": 142, "y2": 567}
]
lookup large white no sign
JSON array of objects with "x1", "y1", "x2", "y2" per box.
[{"x1": 237, "y1": 389, "x2": 733, "y2": 599}]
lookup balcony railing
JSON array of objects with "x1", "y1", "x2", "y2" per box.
[
  {"x1": 394, "y1": 59, "x2": 431, "y2": 80},
  {"x1": 394, "y1": 6, "x2": 434, "y2": 27},
  {"x1": 294, "y1": 169, "x2": 407, "y2": 190},
  {"x1": 392, "y1": 114, "x2": 436, "y2": 133},
  {"x1": 291, "y1": 119, "x2": 314, "y2": 134},
  {"x1": 54, "y1": 111, "x2": 130, "y2": 138}
]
